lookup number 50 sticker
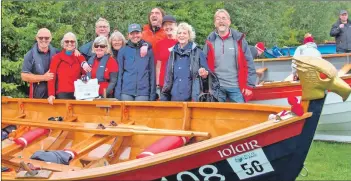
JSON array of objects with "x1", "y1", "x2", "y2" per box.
[{"x1": 226, "y1": 148, "x2": 274, "y2": 179}]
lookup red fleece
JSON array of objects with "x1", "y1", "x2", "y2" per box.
[
  {"x1": 48, "y1": 51, "x2": 85, "y2": 96},
  {"x1": 156, "y1": 38, "x2": 178, "y2": 86}
]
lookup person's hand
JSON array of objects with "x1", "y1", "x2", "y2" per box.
[
  {"x1": 339, "y1": 24, "x2": 345, "y2": 28},
  {"x1": 198, "y1": 68, "x2": 209, "y2": 79},
  {"x1": 48, "y1": 96, "x2": 55, "y2": 105},
  {"x1": 242, "y1": 88, "x2": 252, "y2": 96},
  {"x1": 140, "y1": 45, "x2": 148, "y2": 58},
  {"x1": 82, "y1": 62, "x2": 92, "y2": 72},
  {"x1": 42, "y1": 70, "x2": 54, "y2": 81},
  {"x1": 74, "y1": 49, "x2": 81, "y2": 57}
]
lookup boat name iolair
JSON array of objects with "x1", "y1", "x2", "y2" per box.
[{"x1": 217, "y1": 140, "x2": 260, "y2": 158}]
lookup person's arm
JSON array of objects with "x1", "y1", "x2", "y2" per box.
[
  {"x1": 106, "y1": 57, "x2": 119, "y2": 96},
  {"x1": 47, "y1": 56, "x2": 59, "y2": 97},
  {"x1": 160, "y1": 54, "x2": 173, "y2": 101},
  {"x1": 149, "y1": 50, "x2": 156, "y2": 101},
  {"x1": 242, "y1": 39, "x2": 257, "y2": 88},
  {"x1": 156, "y1": 60, "x2": 161, "y2": 85},
  {"x1": 21, "y1": 50, "x2": 53, "y2": 83},
  {"x1": 106, "y1": 72, "x2": 118, "y2": 95},
  {"x1": 199, "y1": 50, "x2": 209, "y2": 71},
  {"x1": 115, "y1": 49, "x2": 124, "y2": 100},
  {"x1": 330, "y1": 22, "x2": 341, "y2": 37}
]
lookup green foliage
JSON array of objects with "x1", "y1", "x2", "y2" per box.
[{"x1": 2, "y1": 0, "x2": 351, "y2": 97}]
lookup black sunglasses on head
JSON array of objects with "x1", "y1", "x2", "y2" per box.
[
  {"x1": 94, "y1": 44, "x2": 107, "y2": 48},
  {"x1": 38, "y1": 37, "x2": 50, "y2": 41}
]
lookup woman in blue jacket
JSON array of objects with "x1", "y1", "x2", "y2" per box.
[
  {"x1": 115, "y1": 24, "x2": 156, "y2": 101},
  {"x1": 161, "y1": 22, "x2": 209, "y2": 101}
]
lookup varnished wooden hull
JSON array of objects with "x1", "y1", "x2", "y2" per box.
[{"x1": 1, "y1": 96, "x2": 323, "y2": 181}]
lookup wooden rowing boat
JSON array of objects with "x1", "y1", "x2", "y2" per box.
[
  {"x1": 1, "y1": 56, "x2": 350, "y2": 180},
  {"x1": 252, "y1": 53, "x2": 351, "y2": 142}
]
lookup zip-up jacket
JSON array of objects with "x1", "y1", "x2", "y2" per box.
[
  {"x1": 115, "y1": 40, "x2": 156, "y2": 101},
  {"x1": 203, "y1": 28, "x2": 256, "y2": 102},
  {"x1": 48, "y1": 50, "x2": 85, "y2": 97}
]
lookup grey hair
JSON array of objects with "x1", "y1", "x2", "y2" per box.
[
  {"x1": 95, "y1": 17, "x2": 110, "y2": 31},
  {"x1": 214, "y1": 9, "x2": 231, "y2": 21},
  {"x1": 91, "y1": 35, "x2": 112, "y2": 54},
  {"x1": 60, "y1": 32, "x2": 78, "y2": 48},
  {"x1": 109, "y1": 31, "x2": 126, "y2": 46},
  {"x1": 177, "y1": 22, "x2": 196, "y2": 42}
]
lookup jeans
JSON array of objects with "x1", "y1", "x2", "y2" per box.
[
  {"x1": 218, "y1": 87, "x2": 244, "y2": 103},
  {"x1": 121, "y1": 94, "x2": 149, "y2": 101}
]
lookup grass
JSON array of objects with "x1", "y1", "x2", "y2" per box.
[{"x1": 297, "y1": 141, "x2": 351, "y2": 180}]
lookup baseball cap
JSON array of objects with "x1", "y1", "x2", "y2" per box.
[
  {"x1": 128, "y1": 24, "x2": 142, "y2": 33},
  {"x1": 162, "y1": 15, "x2": 176, "y2": 24},
  {"x1": 340, "y1": 10, "x2": 348, "y2": 15}
]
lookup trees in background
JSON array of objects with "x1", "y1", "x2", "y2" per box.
[{"x1": 2, "y1": 0, "x2": 350, "y2": 97}]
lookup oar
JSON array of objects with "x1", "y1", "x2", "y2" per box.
[{"x1": 2, "y1": 118, "x2": 210, "y2": 138}]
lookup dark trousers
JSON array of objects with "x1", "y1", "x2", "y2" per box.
[{"x1": 56, "y1": 92, "x2": 75, "y2": 99}]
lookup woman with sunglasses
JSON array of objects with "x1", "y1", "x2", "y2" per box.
[
  {"x1": 87, "y1": 36, "x2": 118, "y2": 98},
  {"x1": 115, "y1": 23, "x2": 156, "y2": 101},
  {"x1": 47, "y1": 32, "x2": 85, "y2": 104}
]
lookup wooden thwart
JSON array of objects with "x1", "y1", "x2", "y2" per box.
[
  {"x1": 338, "y1": 64, "x2": 351, "y2": 77},
  {"x1": 3, "y1": 118, "x2": 210, "y2": 137},
  {"x1": 256, "y1": 67, "x2": 268, "y2": 77}
]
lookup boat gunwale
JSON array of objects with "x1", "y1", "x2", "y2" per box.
[
  {"x1": 1, "y1": 97, "x2": 290, "y2": 112},
  {"x1": 254, "y1": 53, "x2": 351, "y2": 62}
]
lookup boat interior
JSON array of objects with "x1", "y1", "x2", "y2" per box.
[
  {"x1": 1, "y1": 97, "x2": 310, "y2": 179},
  {"x1": 254, "y1": 53, "x2": 351, "y2": 86}
]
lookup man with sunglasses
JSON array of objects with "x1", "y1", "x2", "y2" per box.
[{"x1": 21, "y1": 28, "x2": 59, "y2": 98}]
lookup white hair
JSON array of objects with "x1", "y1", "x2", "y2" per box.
[
  {"x1": 177, "y1": 22, "x2": 196, "y2": 42},
  {"x1": 60, "y1": 32, "x2": 78, "y2": 48},
  {"x1": 91, "y1": 35, "x2": 112, "y2": 54},
  {"x1": 109, "y1": 31, "x2": 126, "y2": 46},
  {"x1": 95, "y1": 17, "x2": 110, "y2": 31},
  {"x1": 214, "y1": 9, "x2": 231, "y2": 21}
]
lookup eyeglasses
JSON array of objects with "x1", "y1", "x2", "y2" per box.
[
  {"x1": 215, "y1": 17, "x2": 228, "y2": 21},
  {"x1": 37, "y1": 37, "x2": 50, "y2": 41},
  {"x1": 96, "y1": 26, "x2": 108, "y2": 29},
  {"x1": 94, "y1": 44, "x2": 107, "y2": 48},
  {"x1": 64, "y1": 40, "x2": 75, "y2": 44}
]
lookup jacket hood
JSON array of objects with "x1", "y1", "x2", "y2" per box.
[{"x1": 305, "y1": 42, "x2": 317, "y2": 48}]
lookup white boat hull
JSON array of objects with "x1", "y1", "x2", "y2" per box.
[{"x1": 250, "y1": 93, "x2": 351, "y2": 143}]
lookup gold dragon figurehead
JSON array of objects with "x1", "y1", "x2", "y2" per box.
[{"x1": 292, "y1": 56, "x2": 351, "y2": 101}]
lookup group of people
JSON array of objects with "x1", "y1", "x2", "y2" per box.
[{"x1": 21, "y1": 8, "x2": 350, "y2": 104}]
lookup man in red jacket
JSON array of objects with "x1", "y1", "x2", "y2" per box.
[
  {"x1": 154, "y1": 15, "x2": 178, "y2": 92},
  {"x1": 142, "y1": 8, "x2": 167, "y2": 46},
  {"x1": 203, "y1": 9, "x2": 256, "y2": 103}
]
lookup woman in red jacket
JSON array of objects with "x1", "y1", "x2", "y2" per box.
[
  {"x1": 88, "y1": 36, "x2": 119, "y2": 98},
  {"x1": 47, "y1": 32, "x2": 85, "y2": 104}
]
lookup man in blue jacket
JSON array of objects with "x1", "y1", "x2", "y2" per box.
[{"x1": 115, "y1": 24, "x2": 156, "y2": 101}]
